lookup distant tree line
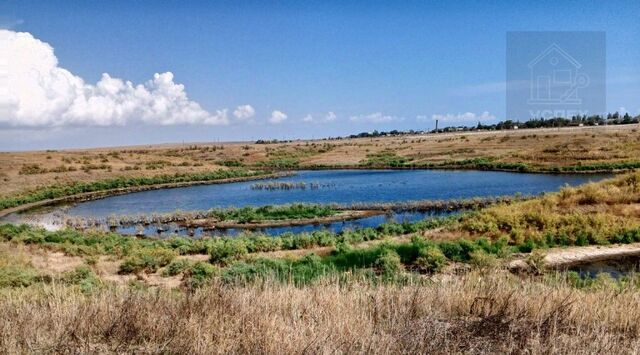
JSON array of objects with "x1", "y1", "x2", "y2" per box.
[
  {"x1": 253, "y1": 112, "x2": 639, "y2": 143},
  {"x1": 336, "y1": 112, "x2": 640, "y2": 140}
]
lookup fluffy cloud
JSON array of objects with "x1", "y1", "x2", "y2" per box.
[
  {"x1": 349, "y1": 112, "x2": 403, "y2": 123},
  {"x1": 269, "y1": 110, "x2": 287, "y2": 124},
  {"x1": 0, "y1": 29, "x2": 229, "y2": 127},
  {"x1": 302, "y1": 114, "x2": 314, "y2": 122},
  {"x1": 429, "y1": 111, "x2": 495, "y2": 122},
  {"x1": 233, "y1": 105, "x2": 255, "y2": 120}
]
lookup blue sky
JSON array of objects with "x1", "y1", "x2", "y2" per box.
[{"x1": 1, "y1": 0, "x2": 639, "y2": 150}]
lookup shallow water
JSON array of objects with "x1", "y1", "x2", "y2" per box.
[
  {"x1": 5, "y1": 169, "x2": 611, "y2": 237},
  {"x1": 114, "y1": 210, "x2": 451, "y2": 238},
  {"x1": 569, "y1": 257, "x2": 640, "y2": 279},
  {"x1": 66, "y1": 170, "x2": 610, "y2": 217}
]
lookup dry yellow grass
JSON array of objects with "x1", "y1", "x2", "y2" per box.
[{"x1": 1, "y1": 272, "x2": 639, "y2": 354}]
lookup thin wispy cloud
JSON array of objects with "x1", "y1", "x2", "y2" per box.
[
  {"x1": 349, "y1": 112, "x2": 403, "y2": 123},
  {"x1": 428, "y1": 111, "x2": 495, "y2": 122}
]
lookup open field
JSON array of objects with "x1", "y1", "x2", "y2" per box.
[
  {"x1": 2, "y1": 124, "x2": 640, "y2": 199},
  {"x1": 3, "y1": 128, "x2": 640, "y2": 353},
  {"x1": 2, "y1": 272, "x2": 640, "y2": 354}
]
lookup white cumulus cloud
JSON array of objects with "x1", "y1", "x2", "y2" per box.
[
  {"x1": 349, "y1": 112, "x2": 403, "y2": 123},
  {"x1": 269, "y1": 110, "x2": 287, "y2": 124},
  {"x1": 301, "y1": 114, "x2": 314, "y2": 122},
  {"x1": 429, "y1": 111, "x2": 495, "y2": 122},
  {"x1": 233, "y1": 104, "x2": 255, "y2": 120},
  {"x1": 0, "y1": 29, "x2": 230, "y2": 127}
]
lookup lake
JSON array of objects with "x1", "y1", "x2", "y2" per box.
[
  {"x1": 66, "y1": 169, "x2": 610, "y2": 217},
  {"x1": 5, "y1": 169, "x2": 611, "y2": 236}
]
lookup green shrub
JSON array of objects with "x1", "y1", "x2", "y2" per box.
[
  {"x1": 209, "y1": 239, "x2": 248, "y2": 265},
  {"x1": 119, "y1": 248, "x2": 176, "y2": 274},
  {"x1": 469, "y1": 250, "x2": 498, "y2": 270},
  {"x1": 222, "y1": 253, "x2": 332, "y2": 286},
  {"x1": 415, "y1": 246, "x2": 447, "y2": 273},
  {"x1": 185, "y1": 262, "x2": 217, "y2": 288},
  {"x1": 0, "y1": 265, "x2": 41, "y2": 288},
  {"x1": 162, "y1": 259, "x2": 192, "y2": 276},
  {"x1": 361, "y1": 150, "x2": 412, "y2": 168},
  {"x1": 374, "y1": 249, "x2": 403, "y2": 275},
  {"x1": 63, "y1": 266, "x2": 102, "y2": 293},
  {"x1": 439, "y1": 239, "x2": 477, "y2": 261}
]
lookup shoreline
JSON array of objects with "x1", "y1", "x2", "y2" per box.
[
  {"x1": 269, "y1": 164, "x2": 634, "y2": 175},
  {"x1": 0, "y1": 165, "x2": 621, "y2": 220},
  {"x1": 0, "y1": 172, "x2": 291, "y2": 219}
]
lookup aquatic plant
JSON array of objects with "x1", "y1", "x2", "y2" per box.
[{"x1": 250, "y1": 181, "x2": 335, "y2": 190}]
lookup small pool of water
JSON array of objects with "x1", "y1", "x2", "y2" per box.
[
  {"x1": 569, "y1": 257, "x2": 640, "y2": 279},
  {"x1": 66, "y1": 169, "x2": 609, "y2": 218},
  {"x1": 3, "y1": 169, "x2": 611, "y2": 237}
]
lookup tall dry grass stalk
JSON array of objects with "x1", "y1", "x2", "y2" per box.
[{"x1": 1, "y1": 271, "x2": 640, "y2": 354}]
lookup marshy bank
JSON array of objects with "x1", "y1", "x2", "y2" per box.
[
  {"x1": 0, "y1": 169, "x2": 292, "y2": 218},
  {"x1": 15, "y1": 197, "x2": 524, "y2": 238}
]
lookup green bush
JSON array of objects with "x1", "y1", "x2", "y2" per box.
[
  {"x1": 415, "y1": 246, "x2": 447, "y2": 273},
  {"x1": 438, "y1": 239, "x2": 477, "y2": 261},
  {"x1": 469, "y1": 250, "x2": 498, "y2": 270},
  {"x1": 63, "y1": 266, "x2": 102, "y2": 293},
  {"x1": 162, "y1": 259, "x2": 192, "y2": 276},
  {"x1": 222, "y1": 253, "x2": 333, "y2": 286},
  {"x1": 0, "y1": 265, "x2": 41, "y2": 288},
  {"x1": 185, "y1": 262, "x2": 217, "y2": 288},
  {"x1": 119, "y1": 248, "x2": 176, "y2": 274},
  {"x1": 374, "y1": 249, "x2": 403, "y2": 275},
  {"x1": 209, "y1": 239, "x2": 248, "y2": 265}
]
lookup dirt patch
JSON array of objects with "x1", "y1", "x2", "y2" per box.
[
  {"x1": 29, "y1": 250, "x2": 85, "y2": 274},
  {"x1": 508, "y1": 243, "x2": 640, "y2": 271}
]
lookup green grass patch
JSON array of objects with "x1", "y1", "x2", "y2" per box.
[
  {"x1": 361, "y1": 150, "x2": 412, "y2": 168},
  {"x1": 207, "y1": 204, "x2": 338, "y2": 223}
]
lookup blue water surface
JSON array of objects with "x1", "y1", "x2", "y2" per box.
[{"x1": 67, "y1": 169, "x2": 610, "y2": 218}]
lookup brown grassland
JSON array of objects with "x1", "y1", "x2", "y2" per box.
[
  {"x1": 1, "y1": 124, "x2": 640, "y2": 197},
  {"x1": 2, "y1": 125, "x2": 640, "y2": 353}
]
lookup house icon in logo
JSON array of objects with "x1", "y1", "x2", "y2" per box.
[{"x1": 527, "y1": 43, "x2": 590, "y2": 105}]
